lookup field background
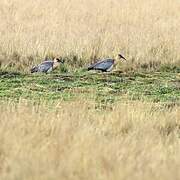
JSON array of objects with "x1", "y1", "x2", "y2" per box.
[
  {"x1": 0, "y1": 0, "x2": 180, "y2": 71},
  {"x1": 0, "y1": 0, "x2": 179, "y2": 179},
  {"x1": 0, "y1": 100, "x2": 179, "y2": 180}
]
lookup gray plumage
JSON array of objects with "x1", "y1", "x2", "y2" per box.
[
  {"x1": 30, "y1": 58, "x2": 64, "y2": 73},
  {"x1": 88, "y1": 58, "x2": 115, "y2": 72},
  {"x1": 87, "y1": 54, "x2": 126, "y2": 72},
  {"x1": 31, "y1": 61, "x2": 54, "y2": 73}
]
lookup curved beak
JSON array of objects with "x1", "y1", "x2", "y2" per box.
[
  {"x1": 56, "y1": 58, "x2": 65, "y2": 63},
  {"x1": 60, "y1": 59, "x2": 65, "y2": 64},
  {"x1": 118, "y1": 54, "x2": 126, "y2": 61}
]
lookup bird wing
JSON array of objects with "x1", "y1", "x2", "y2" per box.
[
  {"x1": 88, "y1": 58, "x2": 114, "y2": 70},
  {"x1": 38, "y1": 61, "x2": 54, "y2": 72}
]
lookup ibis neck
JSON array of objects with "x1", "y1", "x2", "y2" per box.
[
  {"x1": 114, "y1": 59, "x2": 119, "y2": 65},
  {"x1": 53, "y1": 62, "x2": 60, "y2": 69}
]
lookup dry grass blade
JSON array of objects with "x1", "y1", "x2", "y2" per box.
[
  {"x1": 0, "y1": 100, "x2": 179, "y2": 179},
  {"x1": 0, "y1": 0, "x2": 180, "y2": 71}
]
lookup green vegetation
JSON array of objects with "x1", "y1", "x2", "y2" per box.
[{"x1": 0, "y1": 69, "x2": 179, "y2": 108}]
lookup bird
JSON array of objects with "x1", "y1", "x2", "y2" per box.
[
  {"x1": 87, "y1": 54, "x2": 126, "y2": 72},
  {"x1": 30, "y1": 57, "x2": 64, "y2": 73}
]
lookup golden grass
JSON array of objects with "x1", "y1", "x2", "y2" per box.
[
  {"x1": 0, "y1": 1, "x2": 179, "y2": 179},
  {"x1": 0, "y1": 100, "x2": 179, "y2": 179},
  {"x1": 0, "y1": 0, "x2": 180, "y2": 70}
]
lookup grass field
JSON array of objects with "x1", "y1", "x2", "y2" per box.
[
  {"x1": 0, "y1": 69, "x2": 179, "y2": 104},
  {"x1": 0, "y1": 0, "x2": 180, "y2": 179},
  {"x1": 0, "y1": 100, "x2": 179, "y2": 180},
  {"x1": 0, "y1": 0, "x2": 180, "y2": 71}
]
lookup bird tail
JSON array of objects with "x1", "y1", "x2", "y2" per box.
[{"x1": 30, "y1": 66, "x2": 38, "y2": 73}]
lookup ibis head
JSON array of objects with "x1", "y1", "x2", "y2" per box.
[
  {"x1": 53, "y1": 57, "x2": 64, "y2": 64},
  {"x1": 53, "y1": 57, "x2": 64, "y2": 69}
]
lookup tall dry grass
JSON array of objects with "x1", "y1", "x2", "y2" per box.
[
  {"x1": 0, "y1": 0, "x2": 180, "y2": 71},
  {"x1": 0, "y1": 100, "x2": 179, "y2": 179}
]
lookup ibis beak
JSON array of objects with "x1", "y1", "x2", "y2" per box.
[
  {"x1": 56, "y1": 58, "x2": 65, "y2": 63},
  {"x1": 118, "y1": 54, "x2": 126, "y2": 61},
  {"x1": 60, "y1": 59, "x2": 65, "y2": 63}
]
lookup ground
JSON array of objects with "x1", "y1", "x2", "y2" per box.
[{"x1": 0, "y1": 68, "x2": 179, "y2": 106}]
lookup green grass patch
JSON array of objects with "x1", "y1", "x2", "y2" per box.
[{"x1": 0, "y1": 69, "x2": 179, "y2": 108}]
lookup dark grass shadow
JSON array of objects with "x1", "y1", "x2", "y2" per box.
[
  {"x1": 0, "y1": 70, "x2": 24, "y2": 78},
  {"x1": 51, "y1": 72, "x2": 128, "y2": 84}
]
